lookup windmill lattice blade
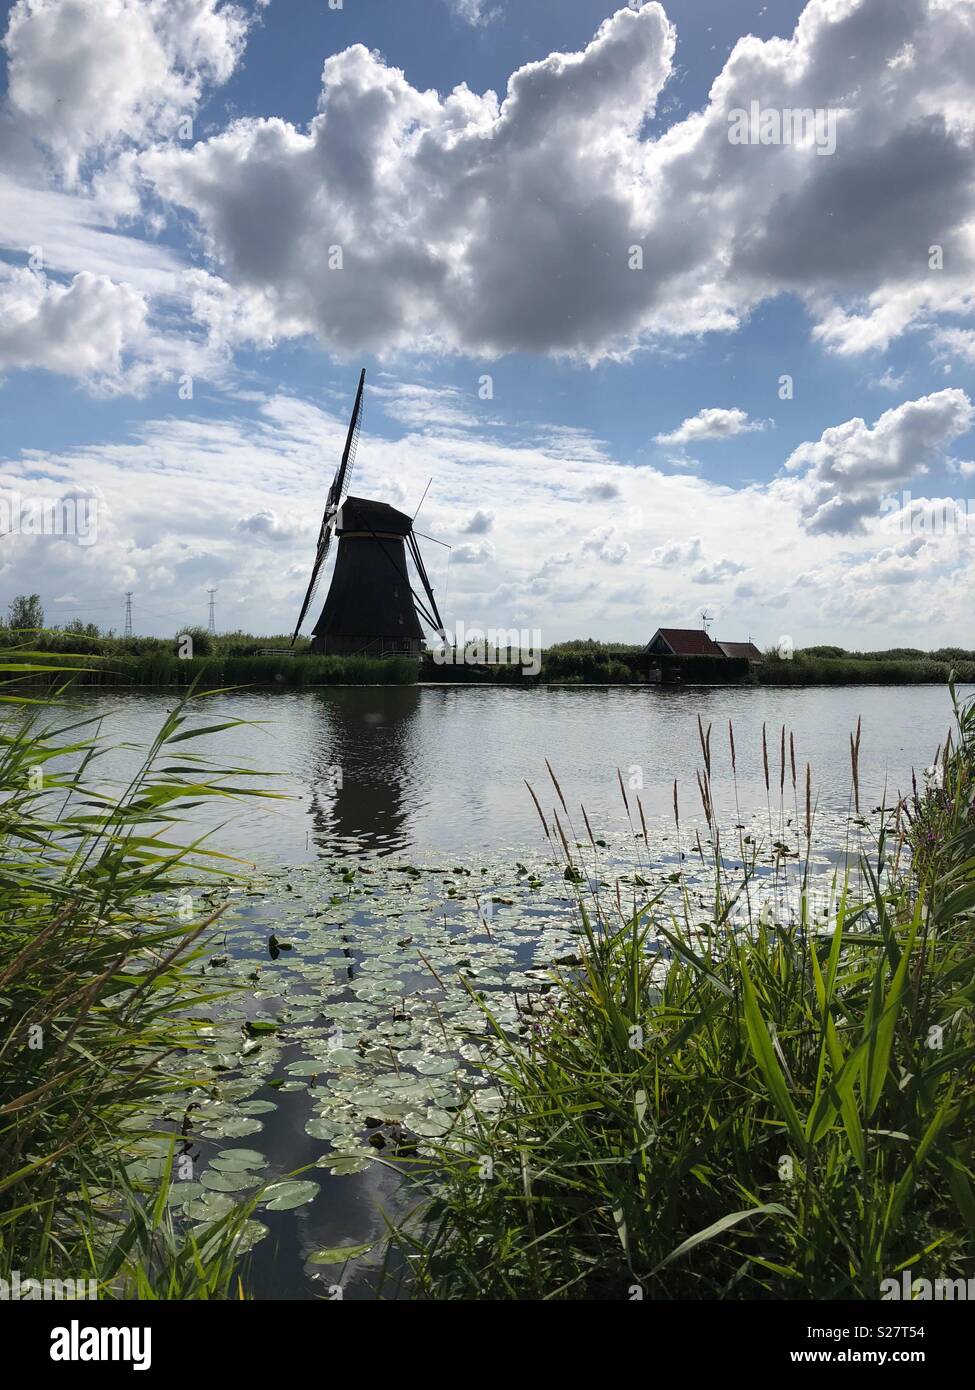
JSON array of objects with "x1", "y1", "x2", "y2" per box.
[
  {"x1": 289, "y1": 367, "x2": 365, "y2": 644},
  {"x1": 290, "y1": 524, "x2": 333, "y2": 644},
  {"x1": 332, "y1": 367, "x2": 366, "y2": 508}
]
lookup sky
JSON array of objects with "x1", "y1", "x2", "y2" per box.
[{"x1": 0, "y1": 0, "x2": 973, "y2": 648}]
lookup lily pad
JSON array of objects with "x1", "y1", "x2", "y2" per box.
[
  {"x1": 201, "y1": 1169, "x2": 261, "y2": 1193},
  {"x1": 305, "y1": 1117, "x2": 347, "y2": 1140},
  {"x1": 200, "y1": 1117, "x2": 264, "y2": 1139},
  {"x1": 210, "y1": 1148, "x2": 265, "y2": 1168},
  {"x1": 262, "y1": 1180, "x2": 320, "y2": 1211},
  {"x1": 185, "y1": 1192, "x2": 235, "y2": 1221},
  {"x1": 309, "y1": 1242, "x2": 373, "y2": 1266},
  {"x1": 324, "y1": 1047, "x2": 362, "y2": 1067},
  {"x1": 319, "y1": 1154, "x2": 372, "y2": 1176},
  {"x1": 165, "y1": 1182, "x2": 203, "y2": 1206}
]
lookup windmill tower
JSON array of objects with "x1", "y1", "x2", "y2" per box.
[{"x1": 291, "y1": 369, "x2": 446, "y2": 656}]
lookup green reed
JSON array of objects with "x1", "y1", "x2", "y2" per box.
[
  {"x1": 0, "y1": 650, "x2": 279, "y2": 1296},
  {"x1": 393, "y1": 683, "x2": 975, "y2": 1299},
  {"x1": 6, "y1": 648, "x2": 418, "y2": 688}
]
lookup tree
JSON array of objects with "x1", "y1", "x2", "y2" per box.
[{"x1": 8, "y1": 594, "x2": 44, "y2": 631}]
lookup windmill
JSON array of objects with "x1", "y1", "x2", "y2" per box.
[{"x1": 291, "y1": 369, "x2": 447, "y2": 656}]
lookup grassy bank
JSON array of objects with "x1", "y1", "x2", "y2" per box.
[
  {"x1": 396, "y1": 688, "x2": 975, "y2": 1299},
  {"x1": 6, "y1": 626, "x2": 972, "y2": 688},
  {"x1": 0, "y1": 657, "x2": 273, "y2": 1295},
  {"x1": 759, "y1": 653, "x2": 975, "y2": 685},
  {"x1": 1, "y1": 644, "x2": 418, "y2": 688}
]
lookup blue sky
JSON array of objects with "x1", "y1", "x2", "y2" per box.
[{"x1": 1, "y1": 0, "x2": 974, "y2": 645}]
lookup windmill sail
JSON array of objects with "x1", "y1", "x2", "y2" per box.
[
  {"x1": 291, "y1": 368, "x2": 366, "y2": 643},
  {"x1": 335, "y1": 368, "x2": 365, "y2": 506}
]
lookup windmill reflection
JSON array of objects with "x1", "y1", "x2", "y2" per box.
[{"x1": 306, "y1": 685, "x2": 422, "y2": 857}]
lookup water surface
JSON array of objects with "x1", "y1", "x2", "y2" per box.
[{"x1": 72, "y1": 683, "x2": 964, "y2": 861}]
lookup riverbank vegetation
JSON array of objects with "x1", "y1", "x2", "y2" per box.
[
  {"x1": 3, "y1": 597, "x2": 973, "y2": 687},
  {"x1": 395, "y1": 687, "x2": 975, "y2": 1299},
  {"x1": 23, "y1": 649, "x2": 417, "y2": 688},
  {"x1": 0, "y1": 629, "x2": 415, "y2": 689},
  {"x1": 757, "y1": 650, "x2": 975, "y2": 685},
  {"x1": 0, "y1": 655, "x2": 271, "y2": 1296}
]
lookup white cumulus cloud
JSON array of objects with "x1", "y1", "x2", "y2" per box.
[
  {"x1": 3, "y1": 0, "x2": 252, "y2": 179},
  {"x1": 134, "y1": 0, "x2": 975, "y2": 362},
  {"x1": 781, "y1": 388, "x2": 975, "y2": 534},
  {"x1": 655, "y1": 407, "x2": 769, "y2": 446}
]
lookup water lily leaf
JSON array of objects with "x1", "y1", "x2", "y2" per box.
[
  {"x1": 309, "y1": 1242, "x2": 373, "y2": 1266},
  {"x1": 263, "y1": 1180, "x2": 320, "y2": 1211},
  {"x1": 192, "y1": 1218, "x2": 268, "y2": 1257},
  {"x1": 208, "y1": 1052, "x2": 239, "y2": 1070},
  {"x1": 185, "y1": 1193, "x2": 234, "y2": 1221},
  {"x1": 165, "y1": 1182, "x2": 203, "y2": 1206},
  {"x1": 201, "y1": 1117, "x2": 263, "y2": 1138},
  {"x1": 305, "y1": 1117, "x2": 347, "y2": 1140},
  {"x1": 201, "y1": 1168, "x2": 261, "y2": 1193},
  {"x1": 324, "y1": 1047, "x2": 362, "y2": 1067},
  {"x1": 207, "y1": 1150, "x2": 264, "y2": 1173},
  {"x1": 321, "y1": 1155, "x2": 371, "y2": 1176},
  {"x1": 414, "y1": 1056, "x2": 455, "y2": 1076},
  {"x1": 209, "y1": 1148, "x2": 265, "y2": 1170}
]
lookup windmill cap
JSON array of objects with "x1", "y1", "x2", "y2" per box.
[{"x1": 336, "y1": 496, "x2": 414, "y2": 535}]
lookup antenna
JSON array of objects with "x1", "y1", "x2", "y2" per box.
[
  {"x1": 700, "y1": 607, "x2": 714, "y2": 634},
  {"x1": 124, "y1": 591, "x2": 133, "y2": 638},
  {"x1": 207, "y1": 587, "x2": 217, "y2": 636}
]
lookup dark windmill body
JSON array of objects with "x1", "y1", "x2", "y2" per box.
[
  {"x1": 312, "y1": 496, "x2": 424, "y2": 656},
  {"x1": 291, "y1": 370, "x2": 446, "y2": 657}
]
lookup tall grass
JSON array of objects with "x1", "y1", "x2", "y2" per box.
[
  {"x1": 6, "y1": 648, "x2": 418, "y2": 688},
  {"x1": 0, "y1": 655, "x2": 277, "y2": 1296},
  {"x1": 760, "y1": 653, "x2": 975, "y2": 685},
  {"x1": 394, "y1": 686, "x2": 975, "y2": 1299}
]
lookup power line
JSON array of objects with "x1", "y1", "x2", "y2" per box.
[{"x1": 45, "y1": 602, "x2": 127, "y2": 612}]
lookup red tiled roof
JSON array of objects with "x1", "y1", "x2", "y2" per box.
[{"x1": 648, "y1": 627, "x2": 724, "y2": 657}]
